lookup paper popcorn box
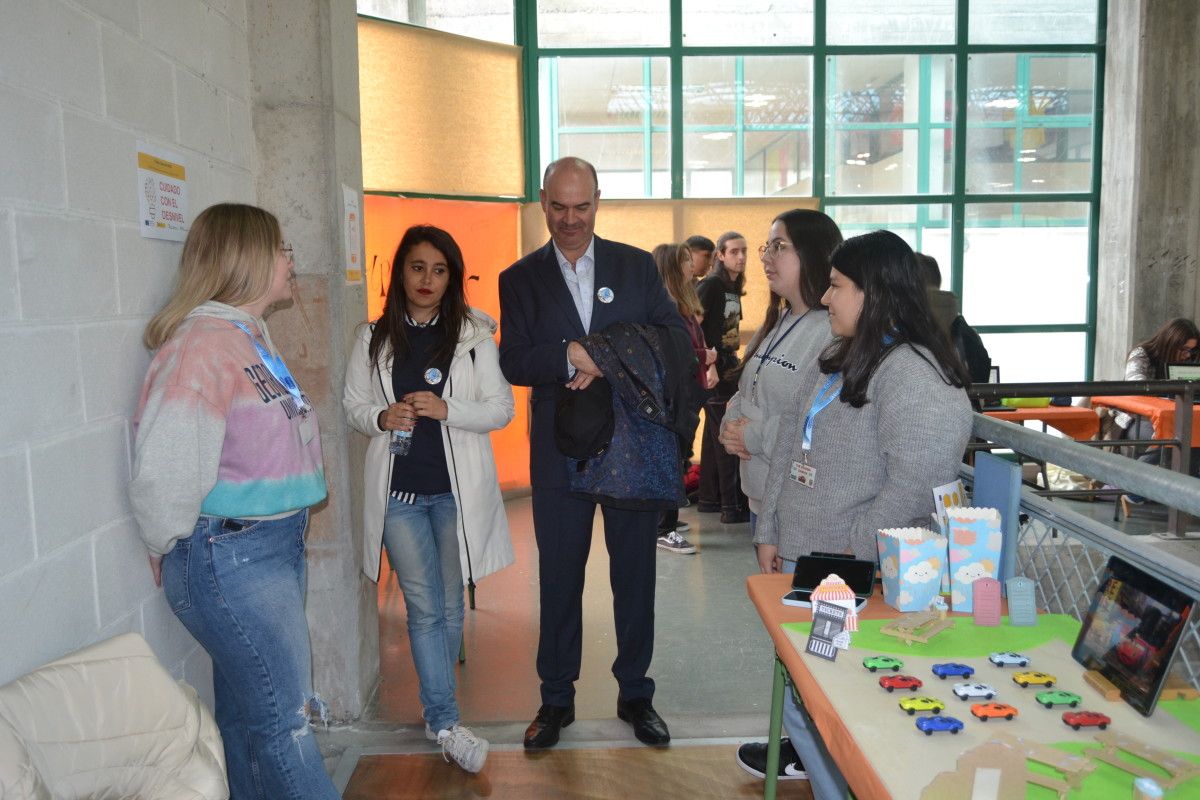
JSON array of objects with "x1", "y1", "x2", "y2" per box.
[
  {"x1": 932, "y1": 479, "x2": 966, "y2": 593},
  {"x1": 877, "y1": 527, "x2": 947, "y2": 612},
  {"x1": 946, "y1": 507, "x2": 1003, "y2": 613}
]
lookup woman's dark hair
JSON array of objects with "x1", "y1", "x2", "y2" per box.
[
  {"x1": 819, "y1": 229, "x2": 969, "y2": 408},
  {"x1": 739, "y1": 210, "x2": 843, "y2": 372},
  {"x1": 368, "y1": 224, "x2": 469, "y2": 370},
  {"x1": 713, "y1": 230, "x2": 747, "y2": 293},
  {"x1": 1135, "y1": 317, "x2": 1200, "y2": 377}
]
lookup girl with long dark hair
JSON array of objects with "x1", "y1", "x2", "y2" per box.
[
  {"x1": 736, "y1": 230, "x2": 972, "y2": 794},
  {"x1": 343, "y1": 225, "x2": 515, "y2": 773}
]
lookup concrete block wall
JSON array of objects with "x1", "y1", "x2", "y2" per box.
[{"x1": 0, "y1": 0, "x2": 257, "y2": 705}]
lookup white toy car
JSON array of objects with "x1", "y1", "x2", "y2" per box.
[
  {"x1": 988, "y1": 652, "x2": 1029, "y2": 667},
  {"x1": 953, "y1": 682, "x2": 997, "y2": 700}
]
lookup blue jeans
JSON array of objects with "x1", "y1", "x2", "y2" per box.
[
  {"x1": 778, "y1": 557, "x2": 850, "y2": 800},
  {"x1": 161, "y1": 510, "x2": 338, "y2": 800},
  {"x1": 383, "y1": 492, "x2": 464, "y2": 732}
]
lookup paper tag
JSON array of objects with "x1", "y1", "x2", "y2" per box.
[
  {"x1": 790, "y1": 460, "x2": 816, "y2": 488},
  {"x1": 299, "y1": 416, "x2": 316, "y2": 445}
]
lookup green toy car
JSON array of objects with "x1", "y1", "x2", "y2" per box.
[
  {"x1": 898, "y1": 696, "x2": 945, "y2": 716},
  {"x1": 1036, "y1": 690, "x2": 1082, "y2": 708},
  {"x1": 863, "y1": 655, "x2": 904, "y2": 673}
]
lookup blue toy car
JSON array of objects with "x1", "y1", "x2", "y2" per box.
[
  {"x1": 931, "y1": 662, "x2": 974, "y2": 679},
  {"x1": 916, "y1": 715, "x2": 964, "y2": 736}
]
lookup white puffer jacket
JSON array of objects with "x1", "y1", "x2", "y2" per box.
[
  {"x1": 0, "y1": 633, "x2": 226, "y2": 799},
  {"x1": 343, "y1": 309, "x2": 516, "y2": 583}
]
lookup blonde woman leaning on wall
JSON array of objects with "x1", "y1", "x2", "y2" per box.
[{"x1": 128, "y1": 203, "x2": 339, "y2": 799}]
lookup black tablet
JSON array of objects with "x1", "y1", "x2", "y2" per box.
[
  {"x1": 782, "y1": 553, "x2": 876, "y2": 611},
  {"x1": 1071, "y1": 556, "x2": 1195, "y2": 717}
]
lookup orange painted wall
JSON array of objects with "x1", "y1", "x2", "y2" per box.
[{"x1": 363, "y1": 195, "x2": 529, "y2": 491}]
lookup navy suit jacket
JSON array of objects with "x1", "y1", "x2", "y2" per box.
[{"x1": 499, "y1": 236, "x2": 684, "y2": 489}]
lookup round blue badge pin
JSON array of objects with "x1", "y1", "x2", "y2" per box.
[
  {"x1": 597, "y1": 286, "x2": 615, "y2": 303},
  {"x1": 424, "y1": 367, "x2": 443, "y2": 385}
]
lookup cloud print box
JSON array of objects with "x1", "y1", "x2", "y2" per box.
[
  {"x1": 946, "y1": 507, "x2": 1002, "y2": 613},
  {"x1": 877, "y1": 527, "x2": 946, "y2": 612}
]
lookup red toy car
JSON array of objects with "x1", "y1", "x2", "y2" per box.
[
  {"x1": 879, "y1": 674, "x2": 923, "y2": 692},
  {"x1": 1062, "y1": 711, "x2": 1111, "y2": 730}
]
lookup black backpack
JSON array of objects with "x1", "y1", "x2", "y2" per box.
[{"x1": 951, "y1": 315, "x2": 992, "y2": 384}]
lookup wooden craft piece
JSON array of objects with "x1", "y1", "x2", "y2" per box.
[
  {"x1": 1082, "y1": 669, "x2": 1122, "y2": 701},
  {"x1": 880, "y1": 610, "x2": 956, "y2": 646},
  {"x1": 1090, "y1": 730, "x2": 1200, "y2": 790},
  {"x1": 1159, "y1": 675, "x2": 1200, "y2": 701}
]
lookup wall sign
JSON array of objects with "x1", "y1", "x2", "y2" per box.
[{"x1": 137, "y1": 142, "x2": 189, "y2": 241}]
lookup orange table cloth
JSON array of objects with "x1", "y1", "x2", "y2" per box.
[
  {"x1": 983, "y1": 405, "x2": 1099, "y2": 441},
  {"x1": 1091, "y1": 395, "x2": 1200, "y2": 446}
]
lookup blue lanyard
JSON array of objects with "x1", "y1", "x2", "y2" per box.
[
  {"x1": 231, "y1": 321, "x2": 309, "y2": 414},
  {"x1": 802, "y1": 372, "x2": 841, "y2": 450},
  {"x1": 750, "y1": 308, "x2": 808, "y2": 401}
]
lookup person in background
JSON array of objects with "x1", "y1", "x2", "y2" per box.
[
  {"x1": 652, "y1": 242, "x2": 718, "y2": 554},
  {"x1": 696, "y1": 231, "x2": 751, "y2": 524},
  {"x1": 499, "y1": 157, "x2": 683, "y2": 751},
  {"x1": 719, "y1": 210, "x2": 842, "y2": 534},
  {"x1": 128, "y1": 203, "x2": 339, "y2": 799},
  {"x1": 1114, "y1": 317, "x2": 1200, "y2": 513},
  {"x1": 685, "y1": 234, "x2": 716, "y2": 283},
  {"x1": 343, "y1": 224, "x2": 515, "y2": 774},
  {"x1": 917, "y1": 252, "x2": 990, "y2": 385},
  {"x1": 736, "y1": 230, "x2": 972, "y2": 794}
]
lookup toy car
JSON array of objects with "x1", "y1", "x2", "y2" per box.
[
  {"x1": 953, "y1": 682, "x2": 997, "y2": 700},
  {"x1": 1062, "y1": 710, "x2": 1111, "y2": 730},
  {"x1": 1012, "y1": 671, "x2": 1056, "y2": 687},
  {"x1": 988, "y1": 652, "x2": 1029, "y2": 667},
  {"x1": 931, "y1": 662, "x2": 974, "y2": 679},
  {"x1": 915, "y1": 715, "x2": 964, "y2": 735},
  {"x1": 879, "y1": 674, "x2": 923, "y2": 692},
  {"x1": 863, "y1": 655, "x2": 904, "y2": 672},
  {"x1": 1036, "y1": 690, "x2": 1082, "y2": 708},
  {"x1": 899, "y1": 696, "x2": 945, "y2": 715},
  {"x1": 971, "y1": 702, "x2": 1019, "y2": 721}
]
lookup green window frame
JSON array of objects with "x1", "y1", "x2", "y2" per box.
[{"x1": 517, "y1": 0, "x2": 1107, "y2": 379}]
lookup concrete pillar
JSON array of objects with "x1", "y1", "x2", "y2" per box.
[
  {"x1": 247, "y1": 0, "x2": 377, "y2": 720},
  {"x1": 1097, "y1": 0, "x2": 1200, "y2": 377}
]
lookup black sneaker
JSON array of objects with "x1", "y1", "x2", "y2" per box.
[{"x1": 735, "y1": 739, "x2": 807, "y2": 781}]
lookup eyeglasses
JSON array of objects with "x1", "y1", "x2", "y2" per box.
[
  {"x1": 280, "y1": 244, "x2": 294, "y2": 264},
  {"x1": 758, "y1": 240, "x2": 793, "y2": 259}
]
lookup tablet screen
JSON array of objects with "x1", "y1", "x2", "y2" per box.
[
  {"x1": 791, "y1": 555, "x2": 876, "y2": 599},
  {"x1": 1071, "y1": 556, "x2": 1194, "y2": 716}
]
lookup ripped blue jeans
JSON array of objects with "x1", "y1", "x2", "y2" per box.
[{"x1": 162, "y1": 510, "x2": 339, "y2": 800}]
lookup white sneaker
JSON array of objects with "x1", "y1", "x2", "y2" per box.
[
  {"x1": 657, "y1": 530, "x2": 696, "y2": 554},
  {"x1": 437, "y1": 724, "x2": 488, "y2": 773},
  {"x1": 424, "y1": 722, "x2": 437, "y2": 741}
]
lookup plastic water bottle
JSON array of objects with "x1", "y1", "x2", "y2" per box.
[{"x1": 389, "y1": 428, "x2": 413, "y2": 456}]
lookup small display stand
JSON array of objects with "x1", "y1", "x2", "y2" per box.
[
  {"x1": 880, "y1": 610, "x2": 956, "y2": 646},
  {"x1": 1091, "y1": 731, "x2": 1200, "y2": 790},
  {"x1": 1083, "y1": 669, "x2": 1122, "y2": 701}
]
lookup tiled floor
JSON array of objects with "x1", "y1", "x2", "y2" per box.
[{"x1": 328, "y1": 498, "x2": 784, "y2": 796}]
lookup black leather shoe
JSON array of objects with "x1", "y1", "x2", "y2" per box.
[
  {"x1": 523, "y1": 703, "x2": 575, "y2": 749},
  {"x1": 617, "y1": 697, "x2": 670, "y2": 746}
]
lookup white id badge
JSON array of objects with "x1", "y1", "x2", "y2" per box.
[
  {"x1": 789, "y1": 459, "x2": 816, "y2": 488},
  {"x1": 299, "y1": 415, "x2": 316, "y2": 445}
]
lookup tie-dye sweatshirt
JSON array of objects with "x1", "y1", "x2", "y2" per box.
[{"x1": 129, "y1": 301, "x2": 327, "y2": 555}]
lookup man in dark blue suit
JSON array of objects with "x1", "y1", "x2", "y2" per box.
[{"x1": 499, "y1": 157, "x2": 683, "y2": 749}]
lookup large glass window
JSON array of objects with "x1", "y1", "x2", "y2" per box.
[
  {"x1": 826, "y1": 0, "x2": 956, "y2": 46},
  {"x1": 682, "y1": 0, "x2": 814, "y2": 47},
  {"x1": 966, "y1": 54, "x2": 1094, "y2": 194},
  {"x1": 968, "y1": 0, "x2": 1098, "y2": 45},
  {"x1": 683, "y1": 56, "x2": 813, "y2": 197},
  {"x1": 539, "y1": 57, "x2": 671, "y2": 198},
  {"x1": 538, "y1": 0, "x2": 670, "y2": 48},
  {"x1": 357, "y1": 0, "x2": 515, "y2": 45},
  {"x1": 826, "y1": 55, "x2": 955, "y2": 196}
]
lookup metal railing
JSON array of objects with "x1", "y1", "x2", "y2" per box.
[{"x1": 964, "y1": 412, "x2": 1200, "y2": 694}]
